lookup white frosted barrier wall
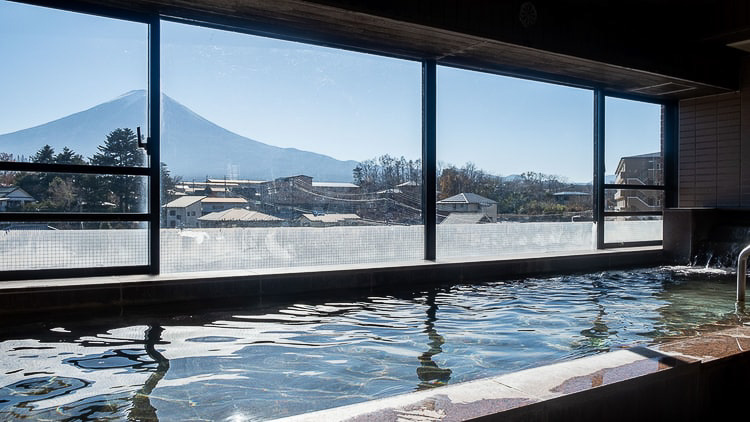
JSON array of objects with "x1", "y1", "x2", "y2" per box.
[
  {"x1": 160, "y1": 225, "x2": 425, "y2": 273},
  {"x1": 0, "y1": 221, "x2": 662, "y2": 273},
  {"x1": 162, "y1": 222, "x2": 595, "y2": 273},
  {"x1": 0, "y1": 229, "x2": 148, "y2": 271},
  {"x1": 604, "y1": 219, "x2": 663, "y2": 243},
  {"x1": 438, "y1": 222, "x2": 595, "y2": 259}
]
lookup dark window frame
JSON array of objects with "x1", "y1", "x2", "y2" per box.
[
  {"x1": 594, "y1": 91, "x2": 675, "y2": 249},
  {"x1": 0, "y1": 2, "x2": 157, "y2": 280}
]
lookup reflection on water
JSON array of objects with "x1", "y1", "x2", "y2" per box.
[
  {"x1": 0, "y1": 267, "x2": 747, "y2": 420},
  {"x1": 416, "y1": 289, "x2": 452, "y2": 389},
  {"x1": 129, "y1": 325, "x2": 170, "y2": 422}
]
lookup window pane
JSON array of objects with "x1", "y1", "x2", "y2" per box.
[
  {"x1": 436, "y1": 66, "x2": 594, "y2": 259},
  {"x1": 605, "y1": 98, "x2": 663, "y2": 185},
  {"x1": 0, "y1": 172, "x2": 147, "y2": 213},
  {"x1": 605, "y1": 188, "x2": 664, "y2": 212},
  {"x1": 160, "y1": 21, "x2": 422, "y2": 273},
  {"x1": 0, "y1": 2, "x2": 148, "y2": 167},
  {"x1": 604, "y1": 216, "x2": 663, "y2": 244},
  {"x1": 0, "y1": 221, "x2": 148, "y2": 270}
]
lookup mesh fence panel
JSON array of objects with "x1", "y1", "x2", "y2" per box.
[
  {"x1": 604, "y1": 218, "x2": 663, "y2": 243},
  {"x1": 0, "y1": 224, "x2": 148, "y2": 271}
]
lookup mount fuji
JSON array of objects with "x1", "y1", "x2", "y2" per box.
[{"x1": 0, "y1": 90, "x2": 360, "y2": 182}]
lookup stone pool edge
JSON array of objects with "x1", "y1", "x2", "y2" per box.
[{"x1": 274, "y1": 325, "x2": 750, "y2": 422}]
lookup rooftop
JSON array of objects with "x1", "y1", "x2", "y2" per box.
[
  {"x1": 301, "y1": 213, "x2": 361, "y2": 223},
  {"x1": 553, "y1": 192, "x2": 591, "y2": 196},
  {"x1": 440, "y1": 212, "x2": 490, "y2": 224},
  {"x1": 163, "y1": 196, "x2": 206, "y2": 208},
  {"x1": 312, "y1": 182, "x2": 359, "y2": 188},
  {"x1": 201, "y1": 197, "x2": 248, "y2": 204},
  {"x1": 438, "y1": 192, "x2": 498, "y2": 205},
  {"x1": 198, "y1": 208, "x2": 281, "y2": 222},
  {"x1": 207, "y1": 179, "x2": 267, "y2": 185},
  {"x1": 621, "y1": 152, "x2": 662, "y2": 160}
]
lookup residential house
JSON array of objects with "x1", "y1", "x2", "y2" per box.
[
  {"x1": 164, "y1": 196, "x2": 205, "y2": 228},
  {"x1": 200, "y1": 197, "x2": 249, "y2": 215},
  {"x1": 437, "y1": 193, "x2": 498, "y2": 223},
  {"x1": 164, "y1": 196, "x2": 251, "y2": 227},
  {"x1": 0, "y1": 186, "x2": 36, "y2": 211}
]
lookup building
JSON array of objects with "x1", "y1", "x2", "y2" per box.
[
  {"x1": 258, "y1": 175, "x2": 362, "y2": 217},
  {"x1": 198, "y1": 208, "x2": 282, "y2": 227},
  {"x1": 437, "y1": 193, "x2": 498, "y2": 223},
  {"x1": 199, "y1": 197, "x2": 249, "y2": 214},
  {"x1": 311, "y1": 181, "x2": 360, "y2": 194},
  {"x1": 163, "y1": 196, "x2": 205, "y2": 228},
  {"x1": 207, "y1": 178, "x2": 266, "y2": 199},
  {"x1": 614, "y1": 152, "x2": 663, "y2": 212},
  {"x1": 0, "y1": 186, "x2": 35, "y2": 211},
  {"x1": 164, "y1": 196, "x2": 250, "y2": 227},
  {"x1": 175, "y1": 181, "x2": 238, "y2": 197}
]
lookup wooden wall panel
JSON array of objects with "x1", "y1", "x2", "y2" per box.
[{"x1": 679, "y1": 92, "x2": 743, "y2": 208}]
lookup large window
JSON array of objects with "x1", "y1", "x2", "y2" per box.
[
  {"x1": 0, "y1": 1, "x2": 671, "y2": 279},
  {"x1": 603, "y1": 97, "x2": 664, "y2": 245},
  {"x1": 160, "y1": 21, "x2": 422, "y2": 273},
  {"x1": 0, "y1": 2, "x2": 152, "y2": 274},
  {"x1": 436, "y1": 66, "x2": 595, "y2": 260}
]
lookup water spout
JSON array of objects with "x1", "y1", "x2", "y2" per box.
[{"x1": 736, "y1": 244, "x2": 750, "y2": 302}]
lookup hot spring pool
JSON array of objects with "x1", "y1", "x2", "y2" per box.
[{"x1": 0, "y1": 266, "x2": 747, "y2": 421}]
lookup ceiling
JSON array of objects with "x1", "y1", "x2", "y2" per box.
[{"x1": 18, "y1": 0, "x2": 750, "y2": 100}]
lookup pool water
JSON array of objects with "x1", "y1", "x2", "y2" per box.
[{"x1": 0, "y1": 267, "x2": 747, "y2": 421}]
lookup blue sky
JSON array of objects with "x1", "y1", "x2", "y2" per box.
[{"x1": 1, "y1": 1, "x2": 661, "y2": 182}]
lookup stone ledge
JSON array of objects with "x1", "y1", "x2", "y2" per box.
[{"x1": 275, "y1": 326, "x2": 750, "y2": 422}]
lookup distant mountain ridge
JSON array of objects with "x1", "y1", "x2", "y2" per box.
[{"x1": 0, "y1": 90, "x2": 360, "y2": 182}]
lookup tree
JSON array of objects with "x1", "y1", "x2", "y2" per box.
[
  {"x1": 160, "y1": 162, "x2": 181, "y2": 206},
  {"x1": 32, "y1": 145, "x2": 55, "y2": 164},
  {"x1": 90, "y1": 128, "x2": 145, "y2": 212},
  {"x1": 55, "y1": 147, "x2": 86, "y2": 165},
  {"x1": 0, "y1": 152, "x2": 16, "y2": 185},
  {"x1": 17, "y1": 145, "x2": 58, "y2": 203},
  {"x1": 352, "y1": 154, "x2": 421, "y2": 192},
  {"x1": 47, "y1": 176, "x2": 76, "y2": 210},
  {"x1": 438, "y1": 163, "x2": 500, "y2": 200}
]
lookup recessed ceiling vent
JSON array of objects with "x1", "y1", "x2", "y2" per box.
[{"x1": 630, "y1": 82, "x2": 696, "y2": 96}]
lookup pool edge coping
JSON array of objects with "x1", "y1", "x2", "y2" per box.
[{"x1": 272, "y1": 325, "x2": 750, "y2": 422}]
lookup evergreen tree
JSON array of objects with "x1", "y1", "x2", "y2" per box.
[
  {"x1": 90, "y1": 128, "x2": 145, "y2": 212},
  {"x1": 160, "y1": 162, "x2": 180, "y2": 206},
  {"x1": 55, "y1": 147, "x2": 86, "y2": 165},
  {"x1": 17, "y1": 145, "x2": 57, "y2": 204},
  {"x1": 90, "y1": 128, "x2": 144, "y2": 167},
  {"x1": 32, "y1": 145, "x2": 55, "y2": 164}
]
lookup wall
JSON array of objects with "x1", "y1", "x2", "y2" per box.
[
  {"x1": 678, "y1": 58, "x2": 750, "y2": 208},
  {"x1": 678, "y1": 92, "x2": 742, "y2": 207}
]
